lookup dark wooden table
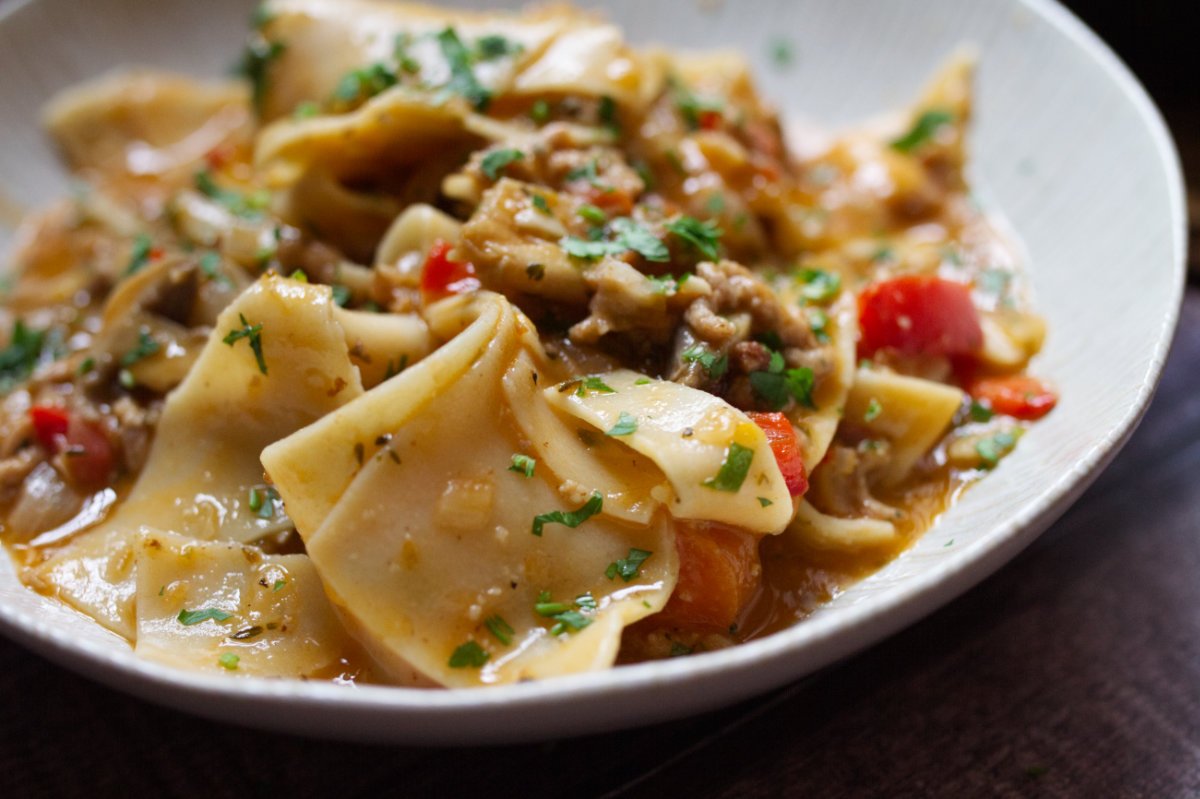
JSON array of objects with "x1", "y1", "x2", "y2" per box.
[{"x1": 2, "y1": 5, "x2": 1197, "y2": 799}]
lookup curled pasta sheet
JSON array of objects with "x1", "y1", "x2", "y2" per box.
[
  {"x1": 786, "y1": 500, "x2": 897, "y2": 552},
  {"x1": 134, "y1": 531, "x2": 350, "y2": 677},
  {"x1": 333, "y1": 305, "x2": 433, "y2": 390},
  {"x1": 545, "y1": 371, "x2": 793, "y2": 533},
  {"x1": 844, "y1": 367, "x2": 965, "y2": 487},
  {"x1": 792, "y1": 293, "x2": 858, "y2": 472},
  {"x1": 43, "y1": 70, "x2": 251, "y2": 178},
  {"x1": 374, "y1": 203, "x2": 462, "y2": 270},
  {"x1": 30, "y1": 277, "x2": 367, "y2": 638},
  {"x1": 255, "y1": 91, "x2": 495, "y2": 187},
  {"x1": 264, "y1": 291, "x2": 677, "y2": 686},
  {"x1": 258, "y1": 0, "x2": 658, "y2": 121},
  {"x1": 502, "y1": 350, "x2": 662, "y2": 526},
  {"x1": 30, "y1": 528, "x2": 140, "y2": 640}
]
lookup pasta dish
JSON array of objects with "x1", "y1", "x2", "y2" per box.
[{"x1": 0, "y1": 0, "x2": 1055, "y2": 687}]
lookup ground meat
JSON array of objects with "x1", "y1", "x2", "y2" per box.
[
  {"x1": 110, "y1": 396, "x2": 158, "y2": 475},
  {"x1": 694, "y1": 260, "x2": 816, "y2": 351},
  {"x1": 807, "y1": 444, "x2": 900, "y2": 521}
]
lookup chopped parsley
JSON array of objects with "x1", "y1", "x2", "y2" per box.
[
  {"x1": 194, "y1": 170, "x2": 269, "y2": 218},
  {"x1": 891, "y1": 109, "x2": 954, "y2": 153},
  {"x1": 330, "y1": 284, "x2": 352, "y2": 307},
  {"x1": 236, "y1": 34, "x2": 285, "y2": 115},
  {"x1": 769, "y1": 38, "x2": 794, "y2": 69},
  {"x1": 864, "y1": 397, "x2": 883, "y2": 422},
  {"x1": 575, "y1": 376, "x2": 615, "y2": 396},
  {"x1": 758, "y1": 497, "x2": 773, "y2": 508},
  {"x1": 702, "y1": 442, "x2": 754, "y2": 492},
  {"x1": 485, "y1": 615, "x2": 515, "y2": 646},
  {"x1": 448, "y1": 640, "x2": 490, "y2": 668},
  {"x1": 248, "y1": 486, "x2": 279, "y2": 519},
  {"x1": 198, "y1": 251, "x2": 229, "y2": 285},
  {"x1": 481, "y1": 148, "x2": 525, "y2": 180},
  {"x1": 530, "y1": 98, "x2": 551, "y2": 124},
  {"x1": 535, "y1": 592, "x2": 594, "y2": 635},
  {"x1": 333, "y1": 62, "x2": 398, "y2": 104},
  {"x1": 577, "y1": 204, "x2": 607, "y2": 225},
  {"x1": 969, "y1": 400, "x2": 994, "y2": 423},
  {"x1": 665, "y1": 216, "x2": 722, "y2": 260},
  {"x1": 531, "y1": 491, "x2": 603, "y2": 537},
  {"x1": 124, "y1": 234, "x2": 154, "y2": 276},
  {"x1": 598, "y1": 95, "x2": 619, "y2": 132},
  {"x1": 177, "y1": 607, "x2": 232, "y2": 626},
  {"x1": 120, "y1": 328, "x2": 160, "y2": 367},
  {"x1": 682, "y1": 345, "x2": 728, "y2": 379},
  {"x1": 605, "y1": 548, "x2": 652, "y2": 582},
  {"x1": 436, "y1": 27, "x2": 492, "y2": 110},
  {"x1": 795, "y1": 268, "x2": 841, "y2": 303},
  {"x1": 750, "y1": 350, "x2": 814, "y2": 410},
  {"x1": 217, "y1": 653, "x2": 240, "y2": 671},
  {"x1": 976, "y1": 430, "x2": 1020, "y2": 469},
  {"x1": 222, "y1": 313, "x2": 267, "y2": 375},
  {"x1": 392, "y1": 32, "x2": 421, "y2": 74},
  {"x1": 531, "y1": 194, "x2": 551, "y2": 215},
  {"x1": 977, "y1": 268, "x2": 1012, "y2": 297},
  {"x1": 273, "y1": 579, "x2": 286, "y2": 592},
  {"x1": 292, "y1": 100, "x2": 320, "y2": 119},
  {"x1": 673, "y1": 80, "x2": 724, "y2": 130},
  {"x1": 606, "y1": 411, "x2": 638, "y2": 437},
  {"x1": 1, "y1": 321, "x2": 55, "y2": 393},
  {"x1": 809, "y1": 307, "x2": 830, "y2": 342},
  {"x1": 475, "y1": 34, "x2": 522, "y2": 60},
  {"x1": 610, "y1": 217, "x2": 669, "y2": 262},
  {"x1": 565, "y1": 159, "x2": 600, "y2": 185},
  {"x1": 561, "y1": 237, "x2": 624, "y2": 260},
  {"x1": 508, "y1": 453, "x2": 536, "y2": 478}
]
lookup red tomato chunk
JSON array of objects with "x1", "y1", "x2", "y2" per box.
[
  {"x1": 858, "y1": 275, "x2": 983, "y2": 358},
  {"x1": 420, "y1": 240, "x2": 480, "y2": 304},
  {"x1": 746, "y1": 411, "x2": 809, "y2": 496}
]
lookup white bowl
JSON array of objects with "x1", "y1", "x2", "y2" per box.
[{"x1": 0, "y1": 0, "x2": 1185, "y2": 744}]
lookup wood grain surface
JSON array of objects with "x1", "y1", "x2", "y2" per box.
[{"x1": 1, "y1": 2, "x2": 1197, "y2": 797}]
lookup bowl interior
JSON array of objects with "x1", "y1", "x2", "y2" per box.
[{"x1": 0, "y1": 0, "x2": 1185, "y2": 743}]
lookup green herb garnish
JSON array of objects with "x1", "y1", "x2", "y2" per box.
[
  {"x1": 864, "y1": 398, "x2": 883, "y2": 423},
  {"x1": 682, "y1": 345, "x2": 729, "y2": 379},
  {"x1": 795, "y1": 268, "x2": 841, "y2": 303},
  {"x1": 605, "y1": 548, "x2": 652, "y2": 582},
  {"x1": 125, "y1": 234, "x2": 154, "y2": 276},
  {"x1": 531, "y1": 492, "x2": 603, "y2": 537},
  {"x1": 177, "y1": 607, "x2": 233, "y2": 626},
  {"x1": 448, "y1": 640, "x2": 490, "y2": 668},
  {"x1": 333, "y1": 62, "x2": 397, "y2": 104},
  {"x1": 217, "y1": 653, "x2": 240, "y2": 671},
  {"x1": 508, "y1": 453, "x2": 536, "y2": 478},
  {"x1": 702, "y1": 442, "x2": 754, "y2": 492},
  {"x1": 606, "y1": 411, "x2": 637, "y2": 437},
  {"x1": 665, "y1": 216, "x2": 722, "y2": 260},
  {"x1": 481, "y1": 148, "x2": 525, "y2": 180},
  {"x1": 485, "y1": 615, "x2": 515, "y2": 646},
  {"x1": 891, "y1": 109, "x2": 954, "y2": 153},
  {"x1": 222, "y1": 313, "x2": 267, "y2": 375},
  {"x1": 436, "y1": 27, "x2": 492, "y2": 110}
]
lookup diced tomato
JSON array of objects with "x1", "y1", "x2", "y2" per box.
[
  {"x1": 203, "y1": 142, "x2": 237, "y2": 170},
  {"x1": 655, "y1": 521, "x2": 760, "y2": 632},
  {"x1": 746, "y1": 411, "x2": 808, "y2": 496},
  {"x1": 419, "y1": 240, "x2": 480, "y2": 305},
  {"x1": 30, "y1": 405, "x2": 69, "y2": 451},
  {"x1": 858, "y1": 275, "x2": 983, "y2": 358},
  {"x1": 583, "y1": 185, "x2": 635, "y2": 217},
  {"x1": 28, "y1": 406, "x2": 114, "y2": 488},
  {"x1": 698, "y1": 109, "x2": 723, "y2": 131},
  {"x1": 969, "y1": 375, "x2": 1058, "y2": 420}
]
